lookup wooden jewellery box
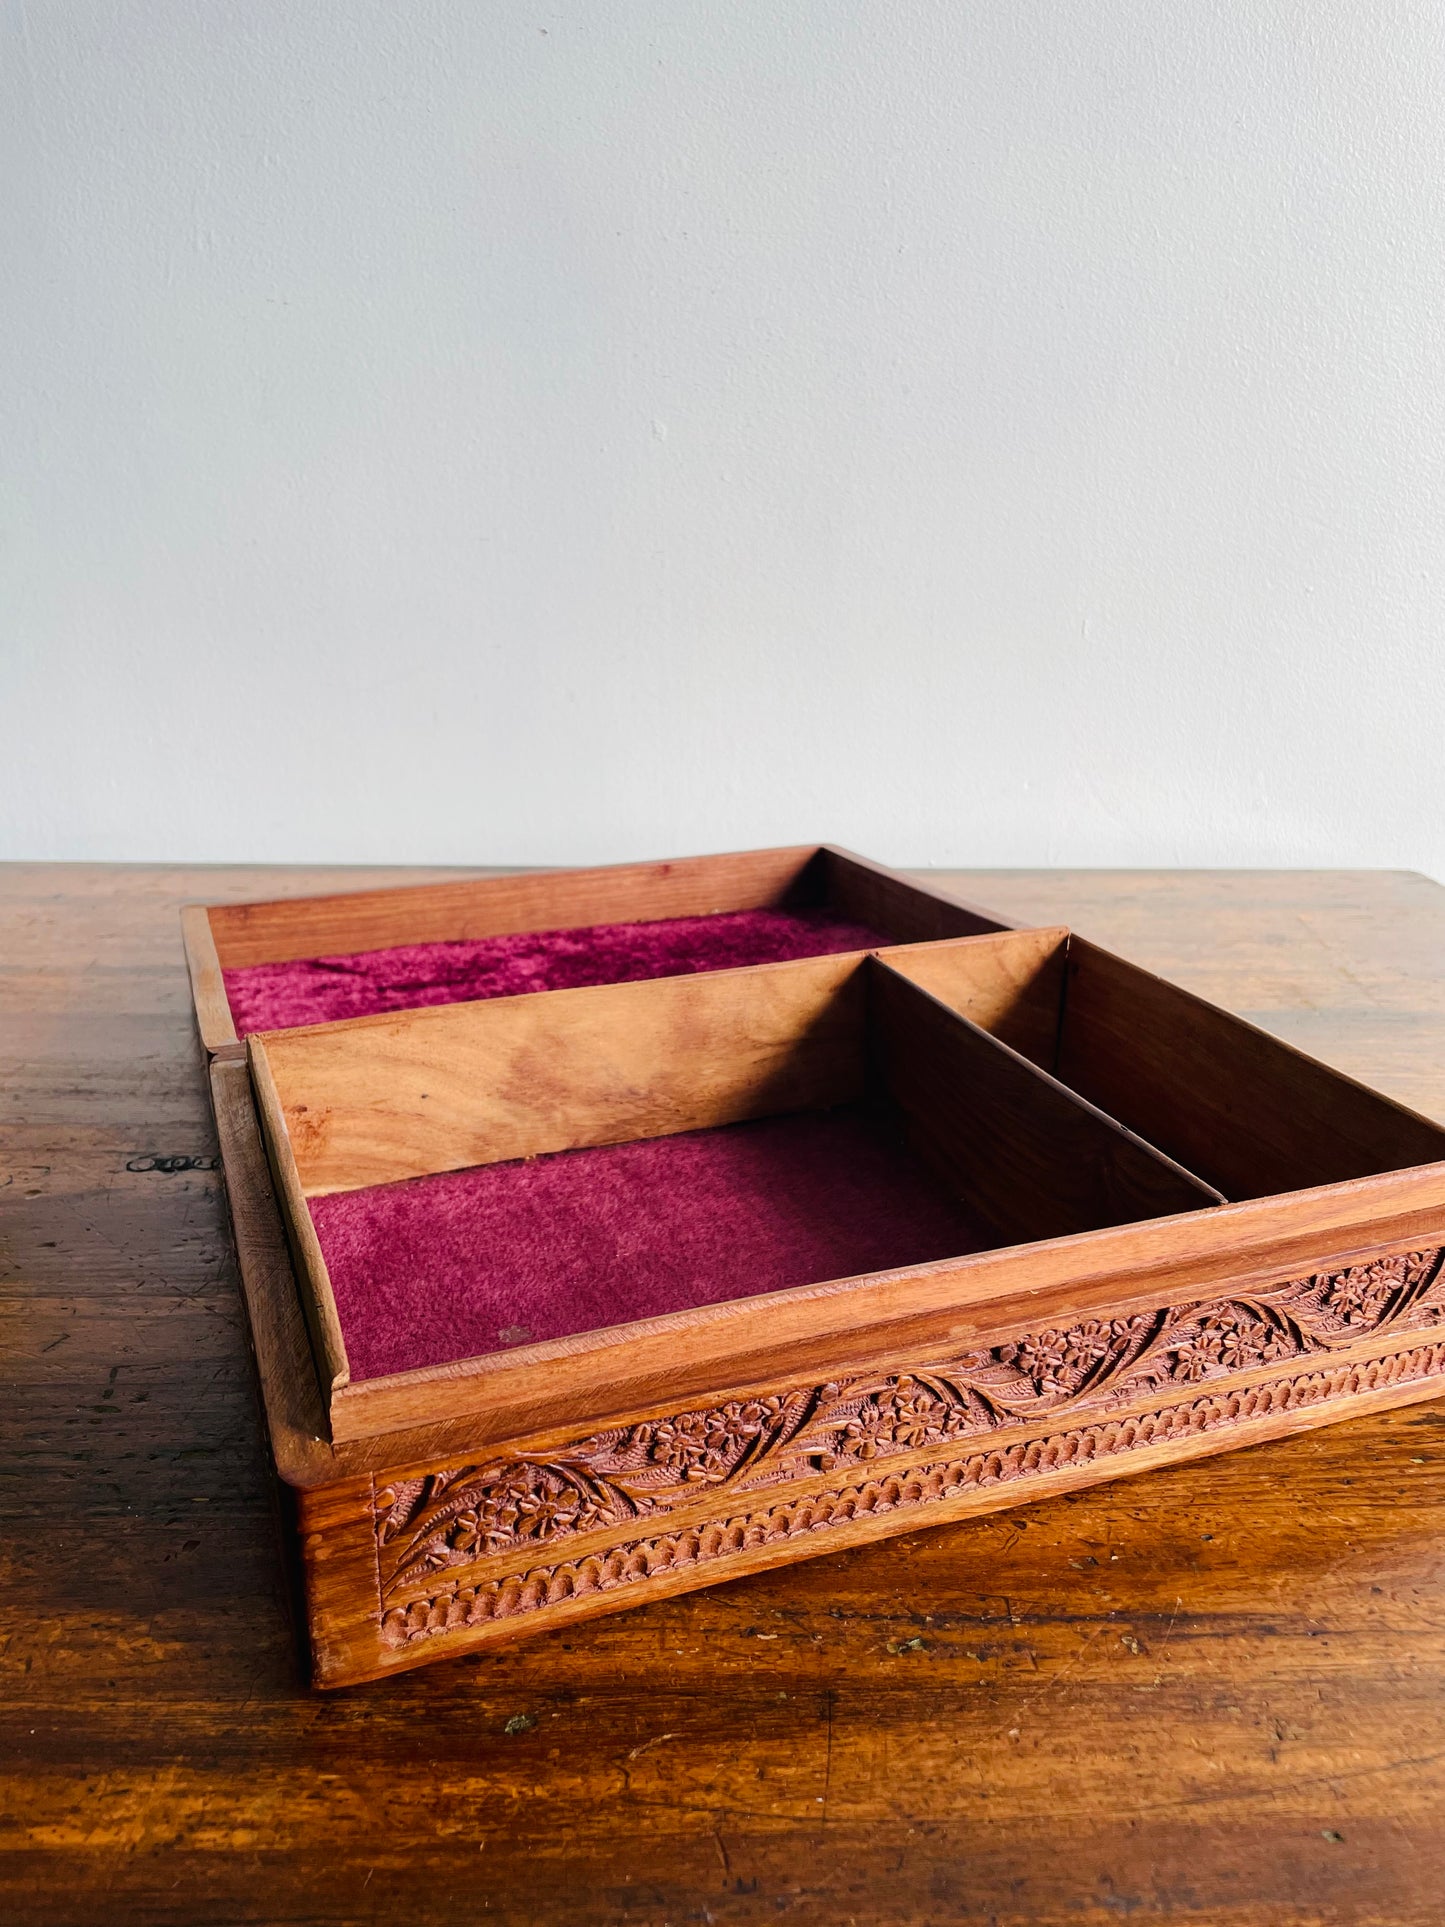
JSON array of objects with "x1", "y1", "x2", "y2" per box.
[
  {"x1": 181, "y1": 844, "x2": 1016, "y2": 1061},
  {"x1": 202, "y1": 912, "x2": 1445, "y2": 1688}
]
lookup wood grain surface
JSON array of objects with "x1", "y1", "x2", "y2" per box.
[
  {"x1": 256, "y1": 947, "x2": 870, "y2": 1196},
  {"x1": 7, "y1": 861, "x2": 1445, "y2": 1926}
]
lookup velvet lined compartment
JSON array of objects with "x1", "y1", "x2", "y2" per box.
[
  {"x1": 309, "y1": 1106, "x2": 987, "y2": 1382},
  {"x1": 224, "y1": 907, "x2": 889, "y2": 1036}
]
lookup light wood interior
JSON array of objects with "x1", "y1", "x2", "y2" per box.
[
  {"x1": 256, "y1": 921, "x2": 1445, "y2": 1429},
  {"x1": 248, "y1": 942, "x2": 1234, "y2": 1415},
  {"x1": 251, "y1": 945, "x2": 1223, "y2": 1227},
  {"x1": 867, "y1": 966, "x2": 1221, "y2": 1246},
  {"x1": 253, "y1": 950, "x2": 871, "y2": 1197},
  {"x1": 1056, "y1": 938, "x2": 1445, "y2": 1197},
  {"x1": 218, "y1": 1003, "x2": 1445, "y2": 1466},
  {"x1": 203, "y1": 844, "x2": 1011, "y2": 972},
  {"x1": 885, "y1": 931, "x2": 1445, "y2": 1198},
  {"x1": 227, "y1": 922, "x2": 1445, "y2": 1450}
]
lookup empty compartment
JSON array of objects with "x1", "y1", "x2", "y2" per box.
[
  {"x1": 248, "y1": 950, "x2": 1222, "y2": 1403},
  {"x1": 190, "y1": 845, "x2": 1012, "y2": 1042},
  {"x1": 885, "y1": 928, "x2": 1445, "y2": 1200}
]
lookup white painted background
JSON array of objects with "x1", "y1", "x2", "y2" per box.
[{"x1": 4, "y1": 1, "x2": 1444, "y2": 871}]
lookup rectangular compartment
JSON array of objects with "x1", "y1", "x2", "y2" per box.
[
  {"x1": 209, "y1": 925, "x2": 1445, "y2": 1688},
  {"x1": 248, "y1": 944, "x2": 1221, "y2": 1441},
  {"x1": 183, "y1": 844, "x2": 1014, "y2": 1058},
  {"x1": 886, "y1": 928, "x2": 1445, "y2": 1196}
]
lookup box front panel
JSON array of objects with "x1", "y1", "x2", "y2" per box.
[{"x1": 299, "y1": 1236, "x2": 1445, "y2": 1686}]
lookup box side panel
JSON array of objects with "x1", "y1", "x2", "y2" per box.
[
  {"x1": 822, "y1": 848, "x2": 1020, "y2": 942},
  {"x1": 1060, "y1": 939, "x2": 1445, "y2": 1198},
  {"x1": 206, "y1": 848, "x2": 824, "y2": 968},
  {"x1": 209, "y1": 1058, "x2": 336, "y2": 1485},
  {"x1": 181, "y1": 905, "x2": 242, "y2": 1057},
  {"x1": 249, "y1": 1038, "x2": 352, "y2": 1402}
]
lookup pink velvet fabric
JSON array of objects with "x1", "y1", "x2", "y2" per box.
[
  {"x1": 224, "y1": 907, "x2": 888, "y2": 1036},
  {"x1": 310, "y1": 1106, "x2": 984, "y2": 1381}
]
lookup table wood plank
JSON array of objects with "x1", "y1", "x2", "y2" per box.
[{"x1": 5, "y1": 864, "x2": 1445, "y2": 1926}]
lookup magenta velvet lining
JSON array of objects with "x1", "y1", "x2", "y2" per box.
[
  {"x1": 310, "y1": 1107, "x2": 984, "y2": 1382},
  {"x1": 224, "y1": 906, "x2": 889, "y2": 1036}
]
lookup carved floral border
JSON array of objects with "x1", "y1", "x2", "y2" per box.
[
  {"x1": 380, "y1": 1334, "x2": 1445, "y2": 1650},
  {"x1": 374, "y1": 1246, "x2": 1445, "y2": 1601}
]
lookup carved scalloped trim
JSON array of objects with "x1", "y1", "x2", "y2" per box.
[
  {"x1": 375, "y1": 1246, "x2": 1445, "y2": 1597},
  {"x1": 380, "y1": 1335, "x2": 1445, "y2": 1650}
]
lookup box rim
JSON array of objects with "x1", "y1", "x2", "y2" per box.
[
  {"x1": 182, "y1": 844, "x2": 1021, "y2": 1054},
  {"x1": 211, "y1": 1046, "x2": 1445, "y2": 1488},
  {"x1": 249, "y1": 930, "x2": 1217, "y2": 1414},
  {"x1": 241, "y1": 930, "x2": 1445, "y2": 1448}
]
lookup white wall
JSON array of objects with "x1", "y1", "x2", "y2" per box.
[{"x1": 4, "y1": 1, "x2": 1444, "y2": 870}]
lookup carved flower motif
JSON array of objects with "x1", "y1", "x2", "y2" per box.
[
  {"x1": 882, "y1": 1379, "x2": 955, "y2": 1448},
  {"x1": 826, "y1": 1378, "x2": 957, "y2": 1463},
  {"x1": 418, "y1": 1468, "x2": 623, "y2": 1562},
  {"x1": 514, "y1": 1486, "x2": 585, "y2": 1534},
  {"x1": 1318, "y1": 1260, "x2": 1403, "y2": 1328},
  {"x1": 834, "y1": 1413, "x2": 891, "y2": 1462},
  {"x1": 1002, "y1": 1330, "x2": 1073, "y2": 1395},
  {"x1": 996, "y1": 1317, "x2": 1145, "y2": 1398},
  {"x1": 1206, "y1": 1324, "x2": 1257, "y2": 1372},
  {"x1": 640, "y1": 1399, "x2": 779, "y2": 1483},
  {"x1": 1166, "y1": 1309, "x2": 1288, "y2": 1383}
]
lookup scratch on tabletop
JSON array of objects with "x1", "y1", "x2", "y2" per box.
[
  {"x1": 999, "y1": 1624, "x2": 1106, "y2": 1734},
  {"x1": 1150, "y1": 1595, "x2": 1183, "y2": 1686},
  {"x1": 1131, "y1": 1745, "x2": 1445, "y2": 1821},
  {"x1": 821, "y1": 1688, "x2": 836, "y2": 1824},
  {"x1": 627, "y1": 1732, "x2": 679, "y2": 1761}
]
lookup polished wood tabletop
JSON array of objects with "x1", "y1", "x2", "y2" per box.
[{"x1": 6, "y1": 863, "x2": 1445, "y2": 1927}]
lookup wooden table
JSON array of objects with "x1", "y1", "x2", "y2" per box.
[{"x1": 7, "y1": 863, "x2": 1445, "y2": 1927}]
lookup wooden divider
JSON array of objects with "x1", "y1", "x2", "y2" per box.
[
  {"x1": 874, "y1": 926, "x2": 1068, "y2": 1068},
  {"x1": 867, "y1": 961, "x2": 1223, "y2": 1246},
  {"x1": 820, "y1": 848, "x2": 1021, "y2": 942},
  {"x1": 252, "y1": 950, "x2": 871, "y2": 1198}
]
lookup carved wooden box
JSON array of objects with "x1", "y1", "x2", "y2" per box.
[
  {"x1": 181, "y1": 844, "x2": 1013, "y2": 1061},
  {"x1": 203, "y1": 916, "x2": 1445, "y2": 1689}
]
